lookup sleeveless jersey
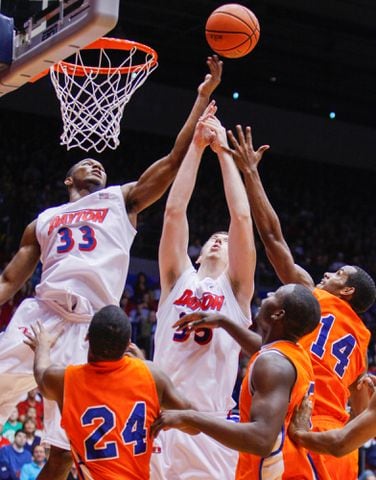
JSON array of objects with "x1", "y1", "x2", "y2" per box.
[
  {"x1": 153, "y1": 266, "x2": 251, "y2": 413},
  {"x1": 236, "y1": 341, "x2": 320, "y2": 480},
  {"x1": 300, "y1": 288, "x2": 370, "y2": 424},
  {"x1": 35, "y1": 186, "x2": 136, "y2": 312},
  {"x1": 61, "y1": 357, "x2": 160, "y2": 480}
]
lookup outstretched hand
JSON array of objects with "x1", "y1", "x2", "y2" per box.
[
  {"x1": 192, "y1": 101, "x2": 218, "y2": 148},
  {"x1": 150, "y1": 410, "x2": 198, "y2": 438},
  {"x1": 172, "y1": 312, "x2": 223, "y2": 331},
  {"x1": 288, "y1": 395, "x2": 312, "y2": 443},
  {"x1": 23, "y1": 320, "x2": 63, "y2": 352},
  {"x1": 125, "y1": 342, "x2": 146, "y2": 360},
  {"x1": 198, "y1": 55, "x2": 223, "y2": 98},
  {"x1": 227, "y1": 125, "x2": 270, "y2": 173}
]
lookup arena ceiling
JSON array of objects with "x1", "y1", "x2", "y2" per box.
[
  {"x1": 110, "y1": 0, "x2": 376, "y2": 128},
  {"x1": 1, "y1": 0, "x2": 376, "y2": 129}
]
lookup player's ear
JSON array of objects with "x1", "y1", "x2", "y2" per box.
[
  {"x1": 271, "y1": 309, "x2": 285, "y2": 321},
  {"x1": 340, "y1": 285, "x2": 355, "y2": 300},
  {"x1": 64, "y1": 176, "x2": 73, "y2": 187}
]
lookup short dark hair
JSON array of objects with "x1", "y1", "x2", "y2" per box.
[
  {"x1": 282, "y1": 284, "x2": 321, "y2": 340},
  {"x1": 345, "y1": 266, "x2": 376, "y2": 314},
  {"x1": 14, "y1": 429, "x2": 25, "y2": 438},
  {"x1": 88, "y1": 305, "x2": 131, "y2": 360}
]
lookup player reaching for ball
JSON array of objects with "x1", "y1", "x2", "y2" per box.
[
  {"x1": 150, "y1": 111, "x2": 257, "y2": 479},
  {"x1": 228, "y1": 123, "x2": 376, "y2": 480},
  {"x1": 0, "y1": 56, "x2": 222, "y2": 480}
]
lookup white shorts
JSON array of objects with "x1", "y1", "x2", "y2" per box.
[
  {"x1": 0, "y1": 297, "x2": 91, "y2": 450},
  {"x1": 150, "y1": 426, "x2": 238, "y2": 480}
]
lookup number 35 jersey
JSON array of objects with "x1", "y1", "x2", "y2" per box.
[
  {"x1": 35, "y1": 186, "x2": 136, "y2": 311},
  {"x1": 153, "y1": 266, "x2": 251, "y2": 413},
  {"x1": 300, "y1": 288, "x2": 370, "y2": 424}
]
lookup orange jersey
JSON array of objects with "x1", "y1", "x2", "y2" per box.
[
  {"x1": 300, "y1": 288, "x2": 370, "y2": 424},
  {"x1": 236, "y1": 341, "x2": 322, "y2": 480},
  {"x1": 61, "y1": 357, "x2": 160, "y2": 480}
]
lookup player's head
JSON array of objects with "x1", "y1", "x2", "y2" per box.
[
  {"x1": 87, "y1": 305, "x2": 131, "y2": 361},
  {"x1": 317, "y1": 265, "x2": 376, "y2": 314},
  {"x1": 64, "y1": 158, "x2": 107, "y2": 193},
  {"x1": 196, "y1": 231, "x2": 229, "y2": 269},
  {"x1": 256, "y1": 284, "x2": 321, "y2": 344}
]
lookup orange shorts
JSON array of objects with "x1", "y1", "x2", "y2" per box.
[{"x1": 309, "y1": 416, "x2": 358, "y2": 480}]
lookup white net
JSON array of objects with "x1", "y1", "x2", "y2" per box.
[{"x1": 50, "y1": 40, "x2": 158, "y2": 153}]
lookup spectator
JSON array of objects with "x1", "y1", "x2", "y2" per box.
[
  {"x1": 2, "y1": 411, "x2": 22, "y2": 444},
  {"x1": 21, "y1": 421, "x2": 40, "y2": 454},
  {"x1": 0, "y1": 430, "x2": 32, "y2": 479},
  {"x1": 359, "y1": 471, "x2": 376, "y2": 480},
  {"x1": 21, "y1": 411, "x2": 41, "y2": 437},
  {"x1": 17, "y1": 391, "x2": 43, "y2": 430},
  {"x1": 0, "y1": 424, "x2": 10, "y2": 449},
  {"x1": 19, "y1": 445, "x2": 46, "y2": 480}
]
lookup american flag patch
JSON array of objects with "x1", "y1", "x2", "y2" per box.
[{"x1": 99, "y1": 192, "x2": 110, "y2": 199}]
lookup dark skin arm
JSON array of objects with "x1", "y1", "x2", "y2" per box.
[
  {"x1": 151, "y1": 352, "x2": 297, "y2": 456},
  {"x1": 123, "y1": 56, "x2": 223, "y2": 225},
  {"x1": 23, "y1": 321, "x2": 65, "y2": 411},
  {"x1": 289, "y1": 388, "x2": 376, "y2": 456},
  {"x1": 227, "y1": 126, "x2": 314, "y2": 288},
  {"x1": 0, "y1": 220, "x2": 41, "y2": 305},
  {"x1": 173, "y1": 312, "x2": 261, "y2": 357}
]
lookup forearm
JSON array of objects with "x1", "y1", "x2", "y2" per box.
[
  {"x1": 242, "y1": 166, "x2": 283, "y2": 240},
  {"x1": 166, "y1": 142, "x2": 205, "y2": 211},
  {"x1": 292, "y1": 428, "x2": 350, "y2": 457},
  {"x1": 219, "y1": 317, "x2": 261, "y2": 357},
  {"x1": 217, "y1": 150, "x2": 250, "y2": 217},
  {"x1": 183, "y1": 411, "x2": 271, "y2": 455},
  {"x1": 33, "y1": 344, "x2": 53, "y2": 392},
  {"x1": 169, "y1": 93, "x2": 211, "y2": 166}
]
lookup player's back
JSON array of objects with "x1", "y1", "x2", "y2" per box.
[
  {"x1": 61, "y1": 356, "x2": 160, "y2": 480},
  {"x1": 300, "y1": 288, "x2": 370, "y2": 424},
  {"x1": 236, "y1": 341, "x2": 323, "y2": 480}
]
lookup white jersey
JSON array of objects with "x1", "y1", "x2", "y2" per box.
[
  {"x1": 35, "y1": 185, "x2": 136, "y2": 312},
  {"x1": 153, "y1": 266, "x2": 251, "y2": 413}
]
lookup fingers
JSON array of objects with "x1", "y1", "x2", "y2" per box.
[{"x1": 172, "y1": 313, "x2": 203, "y2": 329}]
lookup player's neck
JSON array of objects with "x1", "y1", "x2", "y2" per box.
[
  {"x1": 69, "y1": 185, "x2": 103, "y2": 202},
  {"x1": 197, "y1": 261, "x2": 225, "y2": 280}
]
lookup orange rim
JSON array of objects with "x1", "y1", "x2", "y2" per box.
[{"x1": 53, "y1": 37, "x2": 158, "y2": 76}]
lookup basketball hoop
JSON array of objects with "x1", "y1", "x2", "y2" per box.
[{"x1": 50, "y1": 37, "x2": 158, "y2": 153}]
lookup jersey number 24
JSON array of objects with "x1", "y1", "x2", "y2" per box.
[{"x1": 82, "y1": 402, "x2": 147, "y2": 461}]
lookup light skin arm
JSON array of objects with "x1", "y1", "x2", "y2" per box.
[
  {"x1": 172, "y1": 312, "x2": 261, "y2": 357},
  {"x1": 23, "y1": 321, "x2": 65, "y2": 411},
  {"x1": 122, "y1": 56, "x2": 223, "y2": 226},
  {"x1": 158, "y1": 106, "x2": 217, "y2": 302},
  {"x1": 289, "y1": 390, "x2": 376, "y2": 456},
  {"x1": 151, "y1": 352, "x2": 297, "y2": 456},
  {"x1": 209, "y1": 120, "x2": 256, "y2": 314},
  {"x1": 0, "y1": 220, "x2": 41, "y2": 305},
  {"x1": 228, "y1": 126, "x2": 314, "y2": 288}
]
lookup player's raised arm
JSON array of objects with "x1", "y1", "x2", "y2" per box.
[
  {"x1": 158, "y1": 105, "x2": 217, "y2": 301},
  {"x1": 0, "y1": 220, "x2": 41, "y2": 305},
  {"x1": 23, "y1": 321, "x2": 65, "y2": 410},
  {"x1": 228, "y1": 125, "x2": 314, "y2": 289},
  {"x1": 122, "y1": 55, "x2": 223, "y2": 217},
  {"x1": 209, "y1": 118, "x2": 255, "y2": 315}
]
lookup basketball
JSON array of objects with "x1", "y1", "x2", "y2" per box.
[{"x1": 205, "y1": 4, "x2": 260, "y2": 59}]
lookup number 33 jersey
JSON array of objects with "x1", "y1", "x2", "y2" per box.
[
  {"x1": 35, "y1": 186, "x2": 136, "y2": 311},
  {"x1": 153, "y1": 266, "x2": 251, "y2": 413},
  {"x1": 300, "y1": 288, "x2": 370, "y2": 425}
]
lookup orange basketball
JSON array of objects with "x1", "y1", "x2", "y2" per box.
[{"x1": 205, "y1": 4, "x2": 260, "y2": 59}]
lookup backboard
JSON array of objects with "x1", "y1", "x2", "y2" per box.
[{"x1": 0, "y1": 0, "x2": 120, "y2": 96}]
